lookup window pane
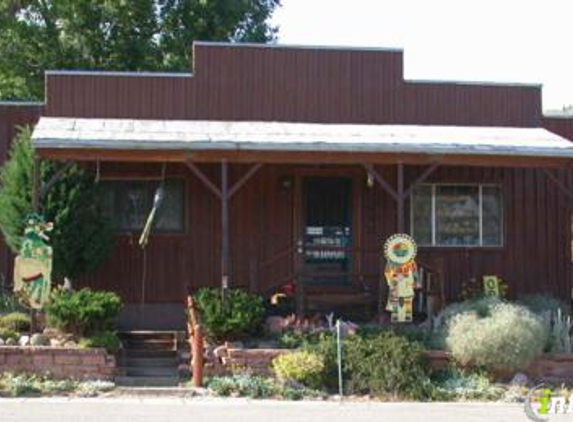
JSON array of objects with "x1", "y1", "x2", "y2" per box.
[
  {"x1": 102, "y1": 180, "x2": 185, "y2": 233},
  {"x1": 155, "y1": 181, "x2": 185, "y2": 232},
  {"x1": 412, "y1": 185, "x2": 433, "y2": 245},
  {"x1": 482, "y1": 186, "x2": 502, "y2": 246},
  {"x1": 436, "y1": 186, "x2": 479, "y2": 246}
]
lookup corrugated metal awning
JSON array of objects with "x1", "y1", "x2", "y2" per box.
[{"x1": 32, "y1": 117, "x2": 573, "y2": 164}]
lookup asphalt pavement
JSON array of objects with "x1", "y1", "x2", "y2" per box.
[{"x1": 0, "y1": 397, "x2": 531, "y2": 422}]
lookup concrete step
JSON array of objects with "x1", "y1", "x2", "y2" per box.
[
  {"x1": 115, "y1": 376, "x2": 179, "y2": 387},
  {"x1": 119, "y1": 331, "x2": 181, "y2": 341},
  {"x1": 121, "y1": 349, "x2": 178, "y2": 359},
  {"x1": 123, "y1": 366, "x2": 179, "y2": 377},
  {"x1": 118, "y1": 356, "x2": 178, "y2": 367},
  {"x1": 122, "y1": 339, "x2": 176, "y2": 351}
]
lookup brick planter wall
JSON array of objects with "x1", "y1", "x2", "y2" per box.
[
  {"x1": 207, "y1": 346, "x2": 573, "y2": 382},
  {"x1": 206, "y1": 345, "x2": 287, "y2": 376},
  {"x1": 424, "y1": 350, "x2": 573, "y2": 381},
  {"x1": 0, "y1": 347, "x2": 116, "y2": 380}
]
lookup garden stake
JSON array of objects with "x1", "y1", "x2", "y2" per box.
[{"x1": 336, "y1": 319, "x2": 343, "y2": 399}]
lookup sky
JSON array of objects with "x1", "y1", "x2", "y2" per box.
[{"x1": 271, "y1": 0, "x2": 573, "y2": 112}]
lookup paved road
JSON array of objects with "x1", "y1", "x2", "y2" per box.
[{"x1": 0, "y1": 397, "x2": 530, "y2": 422}]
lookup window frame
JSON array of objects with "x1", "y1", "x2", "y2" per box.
[
  {"x1": 101, "y1": 177, "x2": 188, "y2": 236},
  {"x1": 410, "y1": 183, "x2": 504, "y2": 248}
]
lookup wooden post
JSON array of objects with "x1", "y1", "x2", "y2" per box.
[
  {"x1": 397, "y1": 162, "x2": 405, "y2": 233},
  {"x1": 32, "y1": 156, "x2": 41, "y2": 212},
  {"x1": 192, "y1": 324, "x2": 204, "y2": 387},
  {"x1": 221, "y1": 161, "x2": 230, "y2": 297}
]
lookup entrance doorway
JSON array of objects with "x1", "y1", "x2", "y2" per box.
[{"x1": 300, "y1": 177, "x2": 353, "y2": 286}]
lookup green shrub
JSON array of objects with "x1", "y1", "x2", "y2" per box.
[
  {"x1": 276, "y1": 330, "x2": 323, "y2": 349},
  {"x1": 0, "y1": 327, "x2": 18, "y2": 340},
  {"x1": 207, "y1": 374, "x2": 276, "y2": 398},
  {"x1": 302, "y1": 333, "x2": 338, "y2": 389},
  {"x1": 517, "y1": 293, "x2": 570, "y2": 316},
  {"x1": 0, "y1": 312, "x2": 31, "y2": 333},
  {"x1": 193, "y1": 288, "x2": 264, "y2": 341},
  {"x1": 446, "y1": 302, "x2": 547, "y2": 373},
  {"x1": 0, "y1": 373, "x2": 79, "y2": 397},
  {"x1": 45, "y1": 288, "x2": 122, "y2": 336},
  {"x1": 0, "y1": 292, "x2": 23, "y2": 314},
  {"x1": 343, "y1": 332, "x2": 433, "y2": 399},
  {"x1": 431, "y1": 368, "x2": 506, "y2": 401},
  {"x1": 79, "y1": 331, "x2": 122, "y2": 354},
  {"x1": 430, "y1": 296, "x2": 504, "y2": 349},
  {"x1": 272, "y1": 351, "x2": 325, "y2": 389}
]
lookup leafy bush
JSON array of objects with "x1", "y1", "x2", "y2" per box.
[
  {"x1": 343, "y1": 332, "x2": 433, "y2": 399},
  {"x1": 79, "y1": 331, "x2": 122, "y2": 354},
  {"x1": 0, "y1": 373, "x2": 79, "y2": 397},
  {"x1": 0, "y1": 292, "x2": 23, "y2": 314},
  {"x1": 431, "y1": 368, "x2": 506, "y2": 401},
  {"x1": 429, "y1": 296, "x2": 504, "y2": 349},
  {"x1": 446, "y1": 302, "x2": 547, "y2": 373},
  {"x1": 272, "y1": 351, "x2": 325, "y2": 389},
  {"x1": 517, "y1": 293, "x2": 571, "y2": 316},
  {"x1": 276, "y1": 330, "x2": 324, "y2": 349},
  {"x1": 208, "y1": 374, "x2": 276, "y2": 398},
  {"x1": 0, "y1": 327, "x2": 18, "y2": 340},
  {"x1": 0, "y1": 312, "x2": 31, "y2": 333},
  {"x1": 302, "y1": 333, "x2": 339, "y2": 389},
  {"x1": 45, "y1": 288, "x2": 122, "y2": 336},
  {"x1": 193, "y1": 288, "x2": 264, "y2": 341}
]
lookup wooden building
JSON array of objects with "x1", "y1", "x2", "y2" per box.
[{"x1": 3, "y1": 42, "x2": 573, "y2": 329}]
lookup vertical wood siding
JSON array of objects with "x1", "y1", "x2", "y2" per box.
[{"x1": 45, "y1": 44, "x2": 541, "y2": 127}]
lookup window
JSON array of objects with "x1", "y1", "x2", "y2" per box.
[
  {"x1": 102, "y1": 180, "x2": 185, "y2": 233},
  {"x1": 411, "y1": 184, "x2": 502, "y2": 247}
]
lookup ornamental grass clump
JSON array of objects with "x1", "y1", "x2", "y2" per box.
[
  {"x1": 446, "y1": 302, "x2": 547, "y2": 373},
  {"x1": 272, "y1": 350, "x2": 325, "y2": 389},
  {"x1": 0, "y1": 312, "x2": 31, "y2": 333}
]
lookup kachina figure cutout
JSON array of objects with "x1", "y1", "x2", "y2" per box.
[
  {"x1": 13, "y1": 214, "x2": 53, "y2": 309},
  {"x1": 383, "y1": 233, "x2": 418, "y2": 322}
]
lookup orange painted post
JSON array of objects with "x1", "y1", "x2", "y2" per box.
[{"x1": 192, "y1": 324, "x2": 204, "y2": 387}]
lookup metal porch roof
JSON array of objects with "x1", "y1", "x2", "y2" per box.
[{"x1": 32, "y1": 117, "x2": 573, "y2": 159}]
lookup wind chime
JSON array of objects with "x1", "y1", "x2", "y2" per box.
[{"x1": 383, "y1": 233, "x2": 418, "y2": 323}]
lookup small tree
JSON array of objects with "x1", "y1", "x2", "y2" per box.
[{"x1": 0, "y1": 127, "x2": 113, "y2": 281}]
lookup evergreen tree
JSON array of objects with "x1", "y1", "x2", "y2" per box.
[{"x1": 0, "y1": 127, "x2": 113, "y2": 280}]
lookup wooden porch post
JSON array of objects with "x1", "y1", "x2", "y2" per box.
[
  {"x1": 221, "y1": 161, "x2": 230, "y2": 297},
  {"x1": 397, "y1": 162, "x2": 405, "y2": 233},
  {"x1": 32, "y1": 156, "x2": 41, "y2": 212}
]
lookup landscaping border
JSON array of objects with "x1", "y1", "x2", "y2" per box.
[{"x1": 0, "y1": 346, "x2": 116, "y2": 380}]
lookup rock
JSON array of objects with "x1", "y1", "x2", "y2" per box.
[
  {"x1": 265, "y1": 316, "x2": 286, "y2": 334},
  {"x1": 510, "y1": 373, "x2": 529, "y2": 387},
  {"x1": 64, "y1": 340, "x2": 77, "y2": 348},
  {"x1": 30, "y1": 333, "x2": 50, "y2": 346},
  {"x1": 43, "y1": 328, "x2": 60, "y2": 338},
  {"x1": 50, "y1": 338, "x2": 65, "y2": 347},
  {"x1": 6, "y1": 338, "x2": 17, "y2": 346},
  {"x1": 338, "y1": 321, "x2": 359, "y2": 338},
  {"x1": 226, "y1": 341, "x2": 244, "y2": 349},
  {"x1": 0, "y1": 338, "x2": 4, "y2": 346},
  {"x1": 213, "y1": 345, "x2": 228, "y2": 359},
  {"x1": 19, "y1": 335, "x2": 30, "y2": 346}
]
